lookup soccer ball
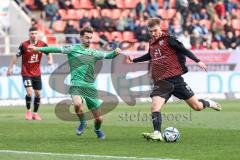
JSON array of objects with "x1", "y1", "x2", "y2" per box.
[{"x1": 162, "y1": 127, "x2": 180, "y2": 142}]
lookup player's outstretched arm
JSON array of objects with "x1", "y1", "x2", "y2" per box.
[
  {"x1": 37, "y1": 46, "x2": 62, "y2": 53},
  {"x1": 29, "y1": 46, "x2": 62, "y2": 54},
  {"x1": 127, "y1": 52, "x2": 151, "y2": 63},
  {"x1": 168, "y1": 37, "x2": 207, "y2": 72},
  {"x1": 7, "y1": 55, "x2": 18, "y2": 76},
  {"x1": 104, "y1": 48, "x2": 122, "y2": 59}
]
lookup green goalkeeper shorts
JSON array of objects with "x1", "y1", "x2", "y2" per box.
[{"x1": 69, "y1": 86, "x2": 101, "y2": 110}]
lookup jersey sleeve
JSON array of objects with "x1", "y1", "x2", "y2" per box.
[
  {"x1": 133, "y1": 43, "x2": 151, "y2": 63},
  {"x1": 16, "y1": 44, "x2": 24, "y2": 57},
  {"x1": 133, "y1": 52, "x2": 151, "y2": 63},
  {"x1": 36, "y1": 46, "x2": 62, "y2": 54},
  {"x1": 60, "y1": 45, "x2": 74, "y2": 54},
  {"x1": 168, "y1": 36, "x2": 200, "y2": 63},
  {"x1": 92, "y1": 49, "x2": 118, "y2": 60}
]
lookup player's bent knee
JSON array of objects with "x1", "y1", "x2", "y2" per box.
[
  {"x1": 95, "y1": 116, "x2": 103, "y2": 122},
  {"x1": 74, "y1": 104, "x2": 84, "y2": 112},
  {"x1": 74, "y1": 101, "x2": 83, "y2": 108},
  {"x1": 151, "y1": 102, "x2": 162, "y2": 112}
]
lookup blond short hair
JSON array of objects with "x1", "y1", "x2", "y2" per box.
[{"x1": 147, "y1": 17, "x2": 161, "y2": 28}]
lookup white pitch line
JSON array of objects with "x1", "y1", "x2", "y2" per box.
[{"x1": 0, "y1": 150, "x2": 179, "y2": 160}]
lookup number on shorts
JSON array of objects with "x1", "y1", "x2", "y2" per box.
[{"x1": 24, "y1": 80, "x2": 32, "y2": 87}]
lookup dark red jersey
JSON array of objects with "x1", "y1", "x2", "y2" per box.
[
  {"x1": 133, "y1": 33, "x2": 200, "y2": 83},
  {"x1": 17, "y1": 40, "x2": 47, "y2": 77},
  {"x1": 149, "y1": 33, "x2": 185, "y2": 82}
]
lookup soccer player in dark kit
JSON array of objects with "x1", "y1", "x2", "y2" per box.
[
  {"x1": 128, "y1": 17, "x2": 221, "y2": 141},
  {"x1": 7, "y1": 27, "x2": 53, "y2": 121}
]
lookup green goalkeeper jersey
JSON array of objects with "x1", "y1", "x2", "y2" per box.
[{"x1": 36, "y1": 44, "x2": 118, "y2": 88}]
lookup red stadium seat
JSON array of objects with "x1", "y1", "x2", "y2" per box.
[
  {"x1": 121, "y1": 9, "x2": 131, "y2": 17},
  {"x1": 124, "y1": 0, "x2": 140, "y2": 9},
  {"x1": 53, "y1": 20, "x2": 66, "y2": 32},
  {"x1": 111, "y1": 9, "x2": 122, "y2": 19},
  {"x1": 70, "y1": 21, "x2": 79, "y2": 29},
  {"x1": 72, "y1": 0, "x2": 81, "y2": 9},
  {"x1": 123, "y1": 31, "x2": 136, "y2": 42},
  {"x1": 89, "y1": 9, "x2": 100, "y2": 18},
  {"x1": 232, "y1": 19, "x2": 240, "y2": 30},
  {"x1": 67, "y1": 9, "x2": 78, "y2": 20},
  {"x1": 47, "y1": 36, "x2": 57, "y2": 45},
  {"x1": 111, "y1": 31, "x2": 123, "y2": 41},
  {"x1": 158, "y1": 0, "x2": 164, "y2": 8},
  {"x1": 24, "y1": 0, "x2": 37, "y2": 9},
  {"x1": 76, "y1": 9, "x2": 84, "y2": 19},
  {"x1": 158, "y1": 9, "x2": 176, "y2": 19},
  {"x1": 43, "y1": 27, "x2": 52, "y2": 34},
  {"x1": 79, "y1": 0, "x2": 94, "y2": 9},
  {"x1": 170, "y1": 0, "x2": 176, "y2": 8},
  {"x1": 92, "y1": 32, "x2": 100, "y2": 43},
  {"x1": 24, "y1": 0, "x2": 34, "y2": 6},
  {"x1": 103, "y1": 32, "x2": 112, "y2": 41},
  {"x1": 59, "y1": 9, "x2": 68, "y2": 20},
  {"x1": 101, "y1": 9, "x2": 111, "y2": 17},
  {"x1": 116, "y1": 0, "x2": 125, "y2": 8}
]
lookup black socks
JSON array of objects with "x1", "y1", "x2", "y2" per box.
[
  {"x1": 25, "y1": 95, "x2": 31, "y2": 110},
  {"x1": 34, "y1": 97, "x2": 40, "y2": 113},
  {"x1": 152, "y1": 112, "x2": 162, "y2": 132},
  {"x1": 199, "y1": 99, "x2": 210, "y2": 108}
]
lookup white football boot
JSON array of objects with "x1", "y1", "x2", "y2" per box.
[
  {"x1": 142, "y1": 132, "x2": 151, "y2": 139},
  {"x1": 204, "y1": 99, "x2": 222, "y2": 111},
  {"x1": 147, "y1": 131, "x2": 164, "y2": 141}
]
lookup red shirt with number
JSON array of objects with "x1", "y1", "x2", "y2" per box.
[{"x1": 17, "y1": 40, "x2": 47, "y2": 77}]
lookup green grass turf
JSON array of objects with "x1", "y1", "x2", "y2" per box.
[{"x1": 0, "y1": 100, "x2": 240, "y2": 160}]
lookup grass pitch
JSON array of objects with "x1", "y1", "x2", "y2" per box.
[{"x1": 0, "y1": 100, "x2": 240, "y2": 160}]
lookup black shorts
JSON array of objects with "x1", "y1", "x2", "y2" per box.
[
  {"x1": 22, "y1": 76, "x2": 42, "y2": 90},
  {"x1": 150, "y1": 75, "x2": 194, "y2": 102}
]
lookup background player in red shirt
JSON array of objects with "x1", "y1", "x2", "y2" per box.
[
  {"x1": 7, "y1": 27, "x2": 53, "y2": 120},
  {"x1": 128, "y1": 18, "x2": 222, "y2": 141}
]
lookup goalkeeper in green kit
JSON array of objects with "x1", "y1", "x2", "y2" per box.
[{"x1": 29, "y1": 27, "x2": 121, "y2": 139}]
